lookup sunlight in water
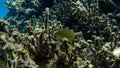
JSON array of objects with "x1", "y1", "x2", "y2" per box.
[{"x1": 0, "y1": 0, "x2": 9, "y2": 18}]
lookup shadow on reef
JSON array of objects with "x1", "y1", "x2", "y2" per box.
[{"x1": 98, "y1": 1, "x2": 116, "y2": 14}]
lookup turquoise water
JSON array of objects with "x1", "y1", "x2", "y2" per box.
[{"x1": 0, "y1": 0, "x2": 9, "y2": 18}]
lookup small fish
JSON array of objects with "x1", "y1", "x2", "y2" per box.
[{"x1": 55, "y1": 29, "x2": 75, "y2": 41}]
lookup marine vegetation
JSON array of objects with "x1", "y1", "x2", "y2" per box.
[{"x1": 0, "y1": 0, "x2": 120, "y2": 68}]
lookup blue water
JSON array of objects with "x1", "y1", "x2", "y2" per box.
[{"x1": 0, "y1": 0, "x2": 9, "y2": 18}]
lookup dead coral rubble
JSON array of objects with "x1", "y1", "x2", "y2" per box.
[{"x1": 0, "y1": 0, "x2": 120, "y2": 68}]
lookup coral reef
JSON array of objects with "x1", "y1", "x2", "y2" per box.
[{"x1": 0, "y1": 0, "x2": 120, "y2": 68}]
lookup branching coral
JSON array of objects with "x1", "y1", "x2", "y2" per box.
[{"x1": 0, "y1": 0, "x2": 120, "y2": 68}]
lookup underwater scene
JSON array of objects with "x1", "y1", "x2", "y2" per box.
[{"x1": 0, "y1": 0, "x2": 120, "y2": 68}]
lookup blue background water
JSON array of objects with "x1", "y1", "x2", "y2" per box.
[{"x1": 0, "y1": 0, "x2": 9, "y2": 18}]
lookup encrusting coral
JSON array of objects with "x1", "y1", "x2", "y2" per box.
[{"x1": 0, "y1": 0, "x2": 120, "y2": 68}]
